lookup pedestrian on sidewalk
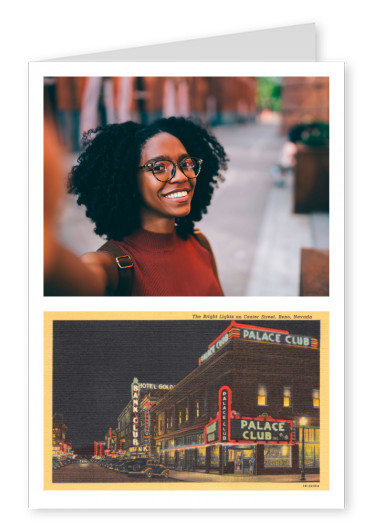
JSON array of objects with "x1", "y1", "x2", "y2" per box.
[{"x1": 249, "y1": 455, "x2": 255, "y2": 477}]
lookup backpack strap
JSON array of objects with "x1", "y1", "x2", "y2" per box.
[
  {"x1": 97, "y1": 241, "x2": 134, "y2": 296},
  {"x1": 193, "y1": 229, "x2": 223, "y2": 295}
]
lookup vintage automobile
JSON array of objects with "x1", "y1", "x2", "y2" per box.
[{"x1": 125, "y1": 458, "x2": 169, "y2": 479}]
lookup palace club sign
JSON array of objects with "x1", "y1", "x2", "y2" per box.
[
  {"x1": 199, "y1": 322, "x2": 319, "y2": 365},
  {"x1": 231, "y1": 417, "x2": 292, "y2": 442},
  {"x1": 205, "y1": 385, "x2": 293, "y2": 445}
]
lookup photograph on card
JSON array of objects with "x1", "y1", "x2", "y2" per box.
[
  {"x1": 44, "y1": 76, "x2": 329, "y2": 297},
  {"x1": 44, "y1": 311, "x2": 328, "y2": 490}
]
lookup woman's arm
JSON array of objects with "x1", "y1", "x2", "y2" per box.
[
  {"x1": 44, "y1": 117, "x2": 118, "y2": 296},
  {"x1": 44, "y1": 227, "x2": 118, "y2": 295}
]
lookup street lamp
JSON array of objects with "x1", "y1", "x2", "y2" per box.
[{"x1": 300, "y1": 417, "x2": 307, "y2": 481}]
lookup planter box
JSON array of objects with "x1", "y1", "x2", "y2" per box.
[
  {"x1": 294, "y1": 143, "x2": 329, "y2": 213},
  {"x1": 300, "y1": 248, "x2": 329, "y2": 296}
]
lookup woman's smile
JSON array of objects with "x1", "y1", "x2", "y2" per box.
[
  {"x1": 137, "y1": 132, "x2": 196, "y2": 231},
  {"x1": 162, "y1": 187, "x2": 192, "y2": 201}
]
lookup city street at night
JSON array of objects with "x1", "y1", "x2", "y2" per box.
[
  {"x1": 52, "y1": 460, "x2": 319, "y2": 484},
  {"x1": 53, "y1": 459, "x2": 182, "y2": 483}
]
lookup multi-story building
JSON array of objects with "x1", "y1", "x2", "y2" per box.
[
  {"x1": 152, "y1": 321, "x2": 320, "y2": 477},
  {"x1": 116, "y1": 381, "x2": 173, "y2": 458},
  {"x1": 280, "y1": 76, "x2": 330, "y2": 135},
  {"x1": 52, "y1": 413, "x2": 68, "y2": 456}
]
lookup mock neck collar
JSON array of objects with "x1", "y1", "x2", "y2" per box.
[{"x1": 121, "y1": 227, "x2": 179, "y2": 252}]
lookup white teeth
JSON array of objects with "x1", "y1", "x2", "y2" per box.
[{"x1": 165, "y1": 191, "x2": 188, "y2": 199}]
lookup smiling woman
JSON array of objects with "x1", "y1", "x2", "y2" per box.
[{"x1": 47, "y1": 117, "x2": 228, "y2": 296}]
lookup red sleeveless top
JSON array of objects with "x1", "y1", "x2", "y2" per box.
[{"x1": 114, "y1": 228, "x2": 222, "y2": 296}]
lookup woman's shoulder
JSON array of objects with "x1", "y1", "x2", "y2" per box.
[{"x1": 191, "y1": 229, "x2": 213, "y2": 254}]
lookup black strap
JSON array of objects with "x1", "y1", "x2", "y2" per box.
[{"x1": 97, "y1": 241, "x2": 134, "y2": 296}]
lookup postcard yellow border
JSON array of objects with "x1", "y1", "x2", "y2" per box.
[{"x1": 44, "y1": 311, "x2": 329, "y2": 491}]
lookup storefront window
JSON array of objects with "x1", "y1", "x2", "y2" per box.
[
  {"x1": 210, "y1": 446, "x2": 220, "y2": 468},
  {"x1": 164, "y1": 450, "x2": 175, "y2": 468},
  {"x1": 299, "y1": 428, "x2": 320, "y2": 467},
  {"x1": 197, "y1": 433, "x2": 204, "y2": 444},
  {"x1": 299, "y1": 444, "x2": 320, "y2": 467},
  {"x1": 197, "y1": 447, "x2": 206, "y2": 468},
  {"x1": 264, "y1": 445, "x2": 292, "y2": 467},
  {"x1": 176, "y1": 449, "x2": 185, "y2": 469}
]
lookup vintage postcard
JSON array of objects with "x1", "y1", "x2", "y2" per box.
[{"x1": 37, "y1": 311, "x2": 332, "y2": 508}]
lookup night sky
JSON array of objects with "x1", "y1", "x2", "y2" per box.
[{"x1": 53, "y1": 319, "x2": 320, "y2": 448}]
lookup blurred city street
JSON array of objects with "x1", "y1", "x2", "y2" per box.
[
  {"x1": 199, "y1": 121, "x2": 329, "y2": 296},
  {"x1": 59, "y1": 120, "x2": 328, "y2": 296}
]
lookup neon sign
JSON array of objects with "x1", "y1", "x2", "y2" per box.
[{"x1": 132, "y1": 377, "x2": 140, "y2": 446}]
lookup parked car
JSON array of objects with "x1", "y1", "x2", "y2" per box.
[{"x1": 126, "y1": 458, "x2": 169, "y2": 478}]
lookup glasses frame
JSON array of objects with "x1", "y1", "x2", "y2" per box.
[{"x1": 138, "y1": 157, "x2": 203, "y2": 182}]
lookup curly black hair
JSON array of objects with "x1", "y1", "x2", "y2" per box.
[{"x1": 68, "y1": 117, "x2": 228, "y2": 240}]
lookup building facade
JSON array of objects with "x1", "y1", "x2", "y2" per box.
[
  {"x1": 52, "y1": 413, "x2": 72, "y2": 457},
  {"x1": 115, "y1": 380, "x2": 173, "y2": 458},
  {"x1": 152, "y1": 321, "x2": 320, "y2": 476}
]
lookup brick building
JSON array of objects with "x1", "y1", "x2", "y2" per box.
[
  {"x1": 152, "y1": 321, "x2": 320, "y2": 476},
  {"x1": 280, "y1": 77, "x2": 329, "y2": 135}
]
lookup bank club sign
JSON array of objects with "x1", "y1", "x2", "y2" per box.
[
  {"x1": 132, "y1": 377, "x2": 140, "y2": 446},
  {"x1": 205, "y1": 385, "x2": 293, "y2": 445}
]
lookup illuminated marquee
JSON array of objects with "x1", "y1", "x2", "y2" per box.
[
  {"x1": 219, "y1": 386, "x2": 231, "y2": 442},
  {"x1": 205, "y1": 420, "x2": 219, "y2": 443},
  {"x1": 241, "y1": 328, "x2": 317, "y2": 348},
  {"x1": 231, "y1": 417, "x2": 293, "y2": 443},
  {"x1": 204, "y1": 386, "x2": 293, "y2": 445},
  {"x1": 139, "y1": 382, "x2": 175, "y2": 390},
  {"x1": 144, "y1": 401, "x2": 151, "y2": 436},
  {"x1": 200, "y1": 333, "x2": 229, "y2": 363},
  {"x1": 199, "y1": 321, "x2": 319, "y2": 365},
  {"x1": 132, "y1": 377, "x2": 140, "y2": 446}
]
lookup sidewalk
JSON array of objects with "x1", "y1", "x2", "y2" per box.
[
  {"x1": 197, "y1": 121, "x2": 329, "y2": 296},
  {"x1": 245, "y1": 173, "x2": 329, "y2": 296},
  {"x1": 169, "y1": 469, "x2": 320, "y2": 483}
]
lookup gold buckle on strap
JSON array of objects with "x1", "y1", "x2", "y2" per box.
[{"x1": 115, "y1": 255, "x2": 133, "y2": 269}]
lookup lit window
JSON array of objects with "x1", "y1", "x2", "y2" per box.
[
  {"x1": 283, "y1": 387, "x2": 291, "y2": 407},
  {"x1": 313, "y1": 389, "x2": 320, "y2": 408},
  {"x1": 178, "y1": 411, "x2": 182, "y2": 424},
  {"x1": 258, "y1": 384, "x2": 267, "y2": 405},
  {"x1": 186, "y1": 407, "x2": 189, "y2": 421},
  {"x1": 196, "y1": 400, "x2": 200, "y2": 417}
]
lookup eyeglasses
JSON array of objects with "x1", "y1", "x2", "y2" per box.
[{"x1": 138, "y1": 156, "x2": 203, "y2": 182}]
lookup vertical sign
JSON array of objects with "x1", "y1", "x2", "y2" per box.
[
  {"x1": 219, "y1": 386, "x2": 231, "y2": 442},
  {"x1": 144, "y1": 401, "x2": 151, "y2": 436},
  {"x1": 132, "y1": 377, "x2": 140, "y2": 446}
]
